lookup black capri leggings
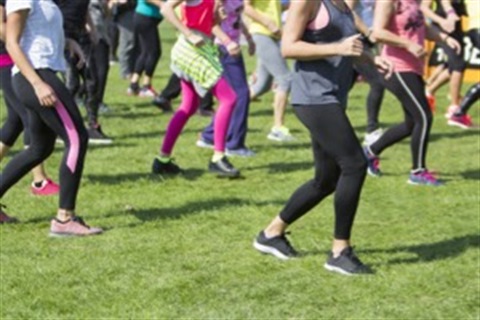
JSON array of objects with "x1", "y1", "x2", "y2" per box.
[
  {"x1": 0, "y1": 65, "x2": 29, "y2": 146},
  {"x1": 0, "y1": 69, "x2": 88, "y2": 210},
  {"x1": 279, "y1": 104, "x2": 367, "y2": 240},
  {"x1": 133, "y1": 13, "x2": 162, "y2": 77},
  {"x1": 370, "y1": 72, "x2": 433, "y2": 171}
]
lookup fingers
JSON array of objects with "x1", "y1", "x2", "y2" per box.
[{"x1": 40, "y1": 92, "x2": 57, "y2": 107}]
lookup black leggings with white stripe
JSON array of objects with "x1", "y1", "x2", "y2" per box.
[
  {"x1": 370, "y1": 72, "x2": 433, "y2": 171},
  {"x1": 0, "y1": 69, "x2": 88, "y2": 210}
]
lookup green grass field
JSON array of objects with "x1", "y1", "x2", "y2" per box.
[{"x1": 1, "y1": 24, "x2": 479, "y2": 319}]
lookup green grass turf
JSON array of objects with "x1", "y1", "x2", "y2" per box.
[{"x1": 1, "y1": 24, "x2": 479, "y2": 318}]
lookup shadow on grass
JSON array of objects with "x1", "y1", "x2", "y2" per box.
[
  {"x1": 246, "y1": 160, "x2": 313, "y2": 173},
  {"x1": 107, "y1": 197, "x2": 284, "y2": 223},
  {"x1": 429, "y1": 128, "x2": 479, "y2": 142},
  {"x1": 85, "y1": 169, "x2": 206, "y2": 184},
  {"x1": 365, "y1": 234, "x2": 479, "y2": 265},
  {"x1": 460, "y1": 169, "x2": 480, "y2": 180}
]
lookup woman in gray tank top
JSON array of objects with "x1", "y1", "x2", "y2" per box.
[{"x1": 252, "y1": 0, "x2": 392, "y2": 276}]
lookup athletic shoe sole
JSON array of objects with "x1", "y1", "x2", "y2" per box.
[
  {"x1": 447, "y1": 120, "x2": 471, "y2": 129},
  {"x1": 323, "y1": 263, "x2": 357, "y2": 276},
  {"x1": 367, "y1": 168, "x2": 381, "y2": 177},
  {"x1": 267, "y1": 134, "x2": 295, "y2": 142},
  {"x1": 88, "y1": 138, "x2": 113, "y2": 145},
  {"x1": 195, "y1": 140, "x2": 214, "y2": 149},
  {"x1": 253, "y1": 240, "x2": 292, "y2": 260}
]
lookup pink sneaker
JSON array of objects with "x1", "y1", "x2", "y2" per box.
[
  {"x1": 408, "y1": 170, "x2": 442, "y2": 186},
  {"x1": 31, "y1": 179, "x2": 60, "y2": 196},
  {"x1": 444, "y1": 105, "x2": 459, "y2": 119},
  {"x1": 448, "y1": 114, "x2": 473, "y2": 129},
  {"x1": 0, "y1": 205, "x2": 18, "y2": 224},
  {"x1": 49, "y1": 216, "x2": 103, "y2": 237}
]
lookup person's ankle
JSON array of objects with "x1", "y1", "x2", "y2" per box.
[
  {"x1": 332, "y1": 239, "x2": 350, "y2": 258},
  {"x1": 56, "y1": 209, "x2": 74, "y2": 222}
]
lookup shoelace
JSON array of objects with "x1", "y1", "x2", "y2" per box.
[
  {"x1": 279, "y1": 232, "x2": 297, "y2": 254},
  {"x1": 220, "y1": 157, "x2": 234, "y2": 170},
  {"x1": 71, "y1": 216, "x2": 92, "y2": 229}
]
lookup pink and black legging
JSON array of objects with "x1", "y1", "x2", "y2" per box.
[
  {"x1": 0, "y1": 69, "x2": 88, "y2": 210},
  {"x1": 161, "y1": 76, "x2": 236, "y2": 155}
]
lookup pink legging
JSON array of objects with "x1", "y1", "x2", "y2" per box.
[{"x1": 161, "y1": 77, "x2": 236, "y2": 155}]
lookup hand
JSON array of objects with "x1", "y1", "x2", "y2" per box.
[
  {"x1": 445, "y1": 36, "x2": 461, "y2": 55},
  {"x1": 226, "y1": 41, "x2": 241, "y2": 56},
  {"x1": 339, "y1": 34, "x2": 363, "y2": 57},
  {"x1": 374, "y1": 56, "x2": 394, "y2": 79},
  {"x1": 406, "y1": 42, "x2": 426, "y2": 59},
  {"x1": 187, "y1": 33, "x2": 205, "y2": 47},
  {"x1": 33, "y1": 80, "x2": 57, "y2": 107},
  {"x1": 440, "y1": 15, "x2": 459, "y2": 34},
  {"x1": 266, "y1": 20, "x2": 281, "y2": 37},
  {"x1": 247, "y1": 37, "x2": 256, "y2": 56},
  {"x1": 66, "y1": 38, "x2": 86, "y2": 69}
]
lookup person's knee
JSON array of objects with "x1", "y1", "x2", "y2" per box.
[
  {"x1": 29, "y1": 141, "x2": 55, "y2": 162},
  {"x1": 275, "y1": 72, "x2": 292, "y2": 93},
  {"x1": 340, "y1": 154, "x2": 368, "y2": 176}
]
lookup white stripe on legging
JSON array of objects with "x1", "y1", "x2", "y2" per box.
[{"x1": 394, "y1": 72, "x2": 427, "y2": 170}]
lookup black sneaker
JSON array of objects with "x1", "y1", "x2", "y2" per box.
[
  {"x1": 253, "y1": 231, "x2": 299, "y2": 260},
  {"x1": 152, "y1": 96, "x2": 173, "y2": 112},
  {"x1": 208, "y1": 156, "x2": 240, "y2": 177},
  {"x1": 88, "y1": 125, "x2": 113, "y2": 145},
  {"x1": 324, "y1": 247, "x2": 373, "y2": 275},
  {"x1": 152, "y1": 157, "x2": 183, "y2": 175}
]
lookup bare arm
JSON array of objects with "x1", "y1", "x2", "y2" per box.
[
  {"x1": 421, "y1": 0, "x2": 457, "y2": 33},
  {"x1": 0, "y1": 5, "x2": 6, "y2": 42},
  {"x1": 281, "y1": 0, "x2": 362, "y2": 61},
  {"x1": 243, "y1": 0, "x2": 279, "y2": 36},
  {"x1": 241, "y1": 20, "x2": 256, "y2": 55},
  {"x1": 6, "y1": 9, "x2": 57, "y2": 106},
  {"x1": 161, "y1": 0, "x2": 205, "y2": 46}
]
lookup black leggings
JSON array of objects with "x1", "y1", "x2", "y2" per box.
[
  {"x1": 133, "y1": 13, "x2": 161, "y2": 77},
  {"x1": 65, "y1": 34, "x2": 100, "y2": 127},
  {"x1": 458, "y1": 29, "x2": 480, "y2": 115},
  {"x1": 279, "y1": 104, "x2": 367, "y2": 240},
  {"x1": 92, "y1": 38, "x2": 110, "y2": 104},
  {"x1": 0, "y1": 65, "x2": 29, "y2": 146},
  {"x1": 0, "y1": 69, "x2": 88, "y2": 210},
  {"x1": 370, "y1": 72, "x2": 433, "y2": 171}
]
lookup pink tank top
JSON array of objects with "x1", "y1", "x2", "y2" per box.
[
  {"x1": 0, "y1": 54, "x2": 13, "y2": 68},
  {"x1": 381, "y1": 0, "x2": 426, "y2": 75},
  {"x1": 182, "y1": 0, "x2": 215, "y2": 37}
]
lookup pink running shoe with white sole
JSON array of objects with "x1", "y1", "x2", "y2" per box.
[
  {"x1": 50, "y1": 216, "x2": 103, "y2": 237},
  {"x1": 448, "y1": 114, "x2": 473, "y2": 129},
  {"x1": 31, "y1": 179, "x2": 60, "y2": 196}
]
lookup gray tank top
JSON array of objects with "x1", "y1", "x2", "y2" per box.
[{"x1": 291, "y1": 0, "x2": 357, "y2": 108}]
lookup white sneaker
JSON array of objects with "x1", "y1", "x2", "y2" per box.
[
  {"x1": 363, "y1": 128, "x2": 384, "y2": 146},
  {"x1": 267, "y1": 126, "x2": 295, "y2": 142}
]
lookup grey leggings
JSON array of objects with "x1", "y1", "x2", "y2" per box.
[{"x1": 250, "y1": 34, "x2": 292, "y2": 96}]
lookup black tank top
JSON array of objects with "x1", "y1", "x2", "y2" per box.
[{"x1": 291, "y1": 0, "x2": 357, "y2": 107}]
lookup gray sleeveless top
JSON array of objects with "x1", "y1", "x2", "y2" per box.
[{"x1": 291, "y1": 0, "x2": 357, "y2": 108}]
